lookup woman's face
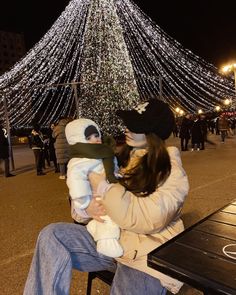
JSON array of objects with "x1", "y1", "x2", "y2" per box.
[{"x1": 125, "y1": 129, "x2": 147, "y2": 148}]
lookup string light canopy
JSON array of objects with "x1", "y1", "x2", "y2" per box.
[{"x1": 0, "y1": 0, "x2": 235, "y2": 134}]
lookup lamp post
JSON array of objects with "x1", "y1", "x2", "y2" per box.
[
  {"x1": 222, "y1": 63, "x2": 236, "y2": 107},
  {"x1": 1, "y1": 91, "x2": 15, "y2": 170}
]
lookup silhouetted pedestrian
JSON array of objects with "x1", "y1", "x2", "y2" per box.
[
  {"x1": 29, "y1": 123, "x2": 45, "y2": 176},
  {"x1": 191, "y1": 115, "x2": 203, "y2": 151},
  {"x1": 53, "y1": 117, "x2": 70, "y2": 179},
  {"x1": 0, "y1": 123, "x2": 15, "y2": 177},
  {"x1": 179, "y1": 114, "x2": 192, "y2": 151},
  {"x1": 218, "y1": 114, "x2": 229, "y2": 143},
  {"x1": 48, "y1": 123, "x2": 59, "y2": 172}
]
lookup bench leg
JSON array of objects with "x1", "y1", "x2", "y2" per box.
[
  {"x1": 86, "y1": 271, "x2": 114, "y2": 294},
  {"x1": 86, "y1": 272, "x2": 96, "y2": 295}
]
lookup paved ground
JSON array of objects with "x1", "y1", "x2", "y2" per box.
[{"x1": 1, "y1": 133, "x2": 236, "y2": 295}]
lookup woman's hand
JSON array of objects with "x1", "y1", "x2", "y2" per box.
[
  {"x1": 85, "y1": 197, "x2": 106, "y2": 222},
  {"x1": 88, "y1": 171, "x2": 106, "y2": 193},
  {"x1": 87, "y1": 172, "x2": 107, "y2": 222}
]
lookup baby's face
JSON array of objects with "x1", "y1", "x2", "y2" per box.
[{"x1": 86, "y1": 133, "x2": 102, "y2": 144}]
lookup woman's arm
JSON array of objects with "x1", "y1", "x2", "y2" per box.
[{"x1": 100, "y1": 147, "x2": 189, "y2": 234}]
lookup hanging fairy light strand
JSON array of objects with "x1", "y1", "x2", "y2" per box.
[{"x1": 117, "y1": 0, "x2": 233, "y2": 112}]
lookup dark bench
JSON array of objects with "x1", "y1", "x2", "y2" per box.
[{"x1": 86, "y1": 271, "x2": 115, "y2": 295}]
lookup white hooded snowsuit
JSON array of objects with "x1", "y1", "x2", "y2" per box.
[{"x1": 65, "y1": 118, "x2": 123, "y2": 258}]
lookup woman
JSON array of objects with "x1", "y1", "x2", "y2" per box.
[
  {"x1": 0, "y1": 123, "x2": 14, "y2": 177},
  {"x1": 48, "y1": 123, "x2": 59, "y2": 173},
  {"x1": 30, "y1": 123, "x2": 45, "y2": 176},
  {"x1": 24, "y1": 99, "x2": 189, "y2": 295},
  {"x1": 179, "y1": 114, "x2": 192, "y2": 151},
  {"x1": 52, "y1": 117, "x2": 70, "y2": 179},
  {"x1": 191, "y1": 115, "x2": 203, "y2": 151}
]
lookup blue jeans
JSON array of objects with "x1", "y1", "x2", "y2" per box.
[
  {"x1": 24, "y1": 223, "x2": 167, "y2": 295},
  {"x1": 58, "y1": 163, "x2": 67, "y2": 176},
  {"x1": 220, "y1": 130, "x2": 227, "y2": 142}
]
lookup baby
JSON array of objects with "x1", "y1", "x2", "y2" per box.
[{"x1": 65, "y1": 118, "x2": 123, "y2": 258}]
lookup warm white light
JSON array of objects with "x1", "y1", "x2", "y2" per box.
[
  {"x1": 198, "y1": 109, "x2": 203, "y2": 114},
  {"x1": 215, "y1": 105, "x2": 220, "y2": 111},
  {"x1": 224, "y1": 98, "x2": 230, "y2": 106},
  {"x1": 175, "y1": 107, "x2": 180, "y2": 113},
  {"x1": 222, "y1": 63, "x2": 236, "y2": 73},
  {"x1": 179, "y1": 109, "x2": 184, "y2": 115},
  {"x1": 222, "y1": 65, "x2": 231, "y2": 73}
]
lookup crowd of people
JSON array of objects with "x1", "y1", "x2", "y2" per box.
[
  {"x1": 27, "y1": 112, "x2": 233, "y2": 181},
  {"x1": 1, "y1": 111, "x2": 235, "y2": 180},
  {"x1": 175, "y1": 113, "x2": 235, "y2": 151},
  {"x1": 29, "y1": 117, "x2": 71, "y2": 177}
]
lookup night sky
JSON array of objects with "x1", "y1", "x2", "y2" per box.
[{"x1": 0, "y1": 0, "x2": 235, "y2": 68}]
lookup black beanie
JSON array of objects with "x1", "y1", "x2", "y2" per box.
[
  {"x1": 116, "y1": 99, "x2": 175, "y2": 140},
  {"x1": 84, "y1": 125, "x2": 99, "y2": 139}
]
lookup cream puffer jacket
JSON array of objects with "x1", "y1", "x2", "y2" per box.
[{"x1": 101, "y1": 146, "x2": 189, "y2": 294}]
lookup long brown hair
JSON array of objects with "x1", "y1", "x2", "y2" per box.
[{"x1": 117, "y1": 133, "x2": 171, "y2": 196}]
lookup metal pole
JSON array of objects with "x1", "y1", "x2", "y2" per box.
[
  {"x1": 71, "y1": 81, "x2": 80, "y2": 118},
  {"x1": 2, "y1": 92, "x2": 15, "y2": 170}
]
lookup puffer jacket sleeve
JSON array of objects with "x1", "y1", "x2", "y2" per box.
[
  {"x1": 103, "y1": 147, "x2": 189, "y2": 234},
  {"x1": 67, "y1": 159, "x2": 92, "y2": 209}
]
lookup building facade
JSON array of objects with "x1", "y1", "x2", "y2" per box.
[{"x1": 0, "y1": 30, "x2": 26, "y2": 75}]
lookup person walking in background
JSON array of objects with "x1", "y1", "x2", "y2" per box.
[
  {"x1": 42, "y1": 133, "x2": 51, "y2": 169},
  {"x1": 53, "y1": 117, "x2": 70, "y2": 179},
  {"x1": 191, "y1": 115, "x2": 203, "y2": 151},
  {"x1": 179, "y1": 114, "x2": 192, "y2": 151},
  {"x1": 172, "y1": 119, "x2": 179, "y2": 137},
  {"x1": 29, "y1": 123, "x2": 45, "y2": 176},
  {"x1": 229, "y1": 117, "x2": 236, "y2": 136},
  {"x1": 208, "y1": 118, "x2": 215, "y2": 134},
  {"x1": 215, "y1": 117, "x2": 220, "y2": 135},
  {"x1": 46, "y1": 123, "x2": 59, "y2": 173},
  {"x1": 218, "y1": 114, "x2": 229, "y2": 143},
  {"x1": 23, "y1": 99, "x2": 189, "y2": 295},
  {"x1": 0, "y1": 122, "x2": 15, "y2": 177},
  {"x1": 199, "y1": 114, "x2": 208, "y2": 150}
]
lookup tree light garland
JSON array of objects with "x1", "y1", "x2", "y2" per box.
[{"x1": 0, "y1": 0, "x2": 234, "y2": 134}]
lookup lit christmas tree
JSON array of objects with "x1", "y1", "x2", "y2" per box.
[
  {"x1": 79, "y1": 0, "x2": 139, "y2": 134},
  {"x1": 0, "y1": 0, "x2": 235, "y2": 133}
]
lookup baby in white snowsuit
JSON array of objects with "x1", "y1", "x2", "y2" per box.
[{"x1": 65, "y1": 118, "x2": 123, "y2": 258}]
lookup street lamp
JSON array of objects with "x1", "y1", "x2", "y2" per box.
[
  {"x1": 175, "y1": 107, "x2": 180, "y2": 114},
  {"x1": 175, "y1": 107, "x2": 184, "y2": 117},
  {"x1": 222, "y1": 63, "x2": 236, "y2": 106},
  {"x1": 179, "y1": 109, "x2": 184, "y2": 116}
]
